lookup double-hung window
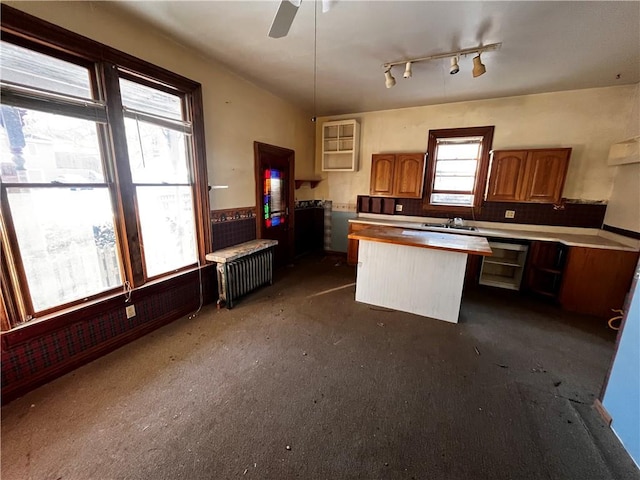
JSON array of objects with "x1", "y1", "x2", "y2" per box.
[
  {"x1": 0, "y1": 12, "x2": 209, "y2": 329},
  {"x1": 423, "y1": 126, "x2": 494, "y2": 213}
]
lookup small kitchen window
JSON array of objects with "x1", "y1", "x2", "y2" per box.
[{"x1": 423, "y1": 126, "x2": 494, "y2": 213}]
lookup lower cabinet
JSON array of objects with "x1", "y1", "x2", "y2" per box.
[
  {"x1": 479, "y1": 241, "x2": 529, "y2": 290},
  {"x1": 524, "y1": 241, "x2": 567, "y2": 299},
  {"x1": 348, "y1": 223, "x2": 639, "y2": 319},
  {"x1": 558, "y1": 247, "x2": 639, "y2": 318},
  {"x1": 347, "y1": 223, "x2": 368, "y2": 266}
]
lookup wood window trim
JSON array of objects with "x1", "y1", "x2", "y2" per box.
[
  {"x1": 0, "y1": 5, "x2": 211, "y2": 330},
  {"x1": 422, "y1": 126, "x2": 495, "y2": 215}
]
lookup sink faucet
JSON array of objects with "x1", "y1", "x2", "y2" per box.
[{"x1": 448, "y1": 217, "x2": 464, "y2": 227}]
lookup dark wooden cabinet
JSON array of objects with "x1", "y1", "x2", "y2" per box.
[
  {"x1": 524, "y1": 241, "x2": 567, "y2": 299},
  {"x1": 294, "y1": 207, "x2": 324, "y2": 257},
  {"x1": 486, "y1": 148, "x2": 571, "y2": 203},
  {"x1": 559, "y1": 247, "x2": 639, "y2": 318},
  {"x1": 370, "y1": 153, "x2": 425, "y2": 198}
]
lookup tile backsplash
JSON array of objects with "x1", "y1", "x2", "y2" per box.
[{"x1": 357, "y1": 196, "x2": 607, "y2": 229}]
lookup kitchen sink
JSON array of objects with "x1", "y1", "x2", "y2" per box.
[{"x1": 423, "y1": 223, "x2": 478, "y2": 232}]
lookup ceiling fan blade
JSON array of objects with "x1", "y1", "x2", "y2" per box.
[
  {"x1": 268, "y1": 0, "x2": 301, "y2": 38},
  {"x1": 322, "y1": 0, "x2": 336, "y2": 14}
]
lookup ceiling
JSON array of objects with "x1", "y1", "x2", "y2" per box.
[{"x1": 109, "y1": 1, "x2": 640, "y2": 116}]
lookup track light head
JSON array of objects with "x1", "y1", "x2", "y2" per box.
[
  {"x1": 449, "y1": 56, "x2": 459, "y2": 75},
  {"x1": 403, "y1": 62, "x2": 412, "y2": 79},
  {"x1": 472, "y1": 53, "x2": 486, "y2": 77},
  {"x1": 384, "y1": 67, "x2": 396, "y2": 88}
]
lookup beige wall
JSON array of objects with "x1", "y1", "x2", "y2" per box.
[
  {"x1": 8, "y1": 1, "x2": 316, "y2": 210},
  {"x1": 315, "y1": 85, "x2": 637, "y2": 209},
  {"x1": 603, "y1": 84, "x2": 640, "y2": 233}
]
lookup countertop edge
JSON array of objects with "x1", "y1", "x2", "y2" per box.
[
  {"x1": 348, "y1": 218, "x2": 639, "y2": 252},
  {"x1": 348, "y1": 226, "x2": 493, "y2": 256}
]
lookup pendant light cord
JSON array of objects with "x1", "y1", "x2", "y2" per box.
[{"x1": 313, "y1": 0, "x2": 317, "y2": 120}]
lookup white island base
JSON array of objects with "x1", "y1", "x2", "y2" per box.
[{"x1": 355, "y1": 239, "x2": 468, "y2": 323}]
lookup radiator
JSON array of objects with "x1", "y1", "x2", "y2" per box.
[{"x1": 216, "y1": 247, "x2": 274, "y2": 309}]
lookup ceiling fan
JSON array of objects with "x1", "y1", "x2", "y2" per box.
[{"x1": 268, "y1": 0, "x2": 336, "y2": 38}]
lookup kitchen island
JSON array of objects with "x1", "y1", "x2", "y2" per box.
[{"x1": 348, "y1": 226, "x2": 493, "y2": 323}]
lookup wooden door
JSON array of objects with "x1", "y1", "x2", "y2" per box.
[
  {"x1": 370, "y1": 154, "x2": 396, "y2": 196},
  {"x1": 522, "y1": 148, "x2": 571, "y2": 203},
  {"x1": 254, "y1": 142, "x2": 295, "y2": 268},
  {"x1": 393, "y1": 153, "x2": 426, "y2": 198},
  {"x1": 486, "y1": 150, "x2": 528, "y2": 202}
]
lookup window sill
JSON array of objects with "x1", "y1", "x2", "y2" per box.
[{"x1": 422, "y1": 203, "x2": 483, "y2": 216}]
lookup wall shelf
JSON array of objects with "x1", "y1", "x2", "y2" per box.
[
  {"x1": 322, "y1": 119, "x2": 360, "y2": 171},
  {"x1": 295, "y1": 179, "x2": 321, "y2": 189}
]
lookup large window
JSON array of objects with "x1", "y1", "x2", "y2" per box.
[
  {"x1": 0, "y1": 8, "x2": 209, "y2": 328},
  {"x1": 423, "y1": 126, "x2": 494, "y2": 213}
]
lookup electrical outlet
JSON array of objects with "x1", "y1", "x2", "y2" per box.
[
  {"x1": 126, "y1": 304, "x2": 136, "y2": 319},
  {"x1": 395, "y1": 204, "x2": 403, "y2": 212},
  {"x1": 505, "y1": 210, "x2": 516, "y2": 219}
]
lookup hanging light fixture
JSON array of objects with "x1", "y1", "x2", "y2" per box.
[
  {"x1": 403, "y1": 62, "x2": 412, "y2": 78},
  {"x1": 449, "y1": 56, "x2": 459, "y2": 75},
  {"x1": 384, "y1": 66, "x2": 396, "y2": 88},
  {"x1": 382, "y1": 42, "x2": 500, "y2": 85},
  {"x1": 472, "y1": 53, "x2": 486, "y2": 77}
]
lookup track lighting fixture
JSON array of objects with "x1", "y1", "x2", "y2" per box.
[
  {"x1": 472, "y1": 54, "x2": 486, "y2": 77},
  {"x1": 382, "y1": 42, "x2": 501, "y2": 86},
  {"x1": 449, "y1": 56, "x2": 459, "y2": 75},
  {"x1": 403, "y1": 62, "x2": 412, "y2": 78},
  {"x1": 384, "y1": 67, "x2": 396, "y2": 88}
]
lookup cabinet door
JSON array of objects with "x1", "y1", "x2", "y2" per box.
[
  {"x1": 393, "y1": 153, "x2": 426, "y2": 198},
  {"x1": 559, "y1": 247, "x2": 639, "y2": 318},
  {"x1": 522, "y1": 148, "x2": 571, "y2": 203},
  {"x1": 370, "y1": 154, "x2": 396, "y2": 196},
  {"x1": 486, "y1": 150, "x2": 528, "y2": 202}
]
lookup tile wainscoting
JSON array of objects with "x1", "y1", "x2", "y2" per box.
[
  {"x1": 1, "y1": 268, "x2": 216, "y2": 403},
  {"x1": 358, "y1": 196, "x2": 607, "y2": 229}
]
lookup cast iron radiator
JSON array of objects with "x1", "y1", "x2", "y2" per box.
[{"x1": 206, "y1": 239, "x2": 278, "y2": 309}]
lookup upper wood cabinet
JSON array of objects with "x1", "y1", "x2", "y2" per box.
[
  {"x1": 370, "y1": 153, "x2": 426, "y2": 198},
  {"x1": 486, "y1": 148, "x2": 571, "y2": 203},
  {"x1": 370, "y1": 154, "x2": 396, "y2": 196}
]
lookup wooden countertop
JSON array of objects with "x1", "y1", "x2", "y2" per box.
[
  {"x1": 349, "y1": 218, "x2": 639, "y2": 252},
  {"x1": 348, "y1": 226, "x2": 493, "y2": 256}
]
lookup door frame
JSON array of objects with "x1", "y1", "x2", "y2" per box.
[{"x1": 253, "y1": 141, "x2": 295, "y2": 265}]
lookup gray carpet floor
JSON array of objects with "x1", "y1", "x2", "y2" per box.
[{"x1": 2, "y1": 254, "x2": 638, "y2": 479}]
